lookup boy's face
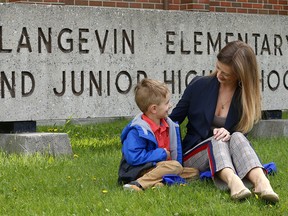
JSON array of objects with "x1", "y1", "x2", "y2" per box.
[{"x1": 155, "y1": 94, "x2": 172, "y2": 119}]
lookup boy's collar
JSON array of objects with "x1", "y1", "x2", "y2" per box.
[{"x1": 142, "y1": 114, "x2": 168, "y2": 131}]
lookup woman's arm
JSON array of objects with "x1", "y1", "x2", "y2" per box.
[{"x1": 169, "y1": 76, "x2": 202, "y2": 124}]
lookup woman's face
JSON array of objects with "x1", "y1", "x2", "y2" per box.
[{"x1": 215, "y1": 61, "x2": 238, "y2": 86}]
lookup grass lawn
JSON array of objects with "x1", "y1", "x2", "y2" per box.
[{"x1": 0, "y1": 118, "x2": 287, "y2": 215}]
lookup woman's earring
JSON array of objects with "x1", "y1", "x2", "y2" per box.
[{"x1": 238, "y1": 81, "x2": 242, "y2": 88}]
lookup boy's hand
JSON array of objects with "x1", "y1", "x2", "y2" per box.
[{"x1": 164, "y1": 148, "x2": 171, "y2": 160}]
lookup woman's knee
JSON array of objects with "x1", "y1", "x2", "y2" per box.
[
  {"x1": 230, "y1": 132, "x2": 251, "y2": 151},
  {"x1": 230, "y1": 132, "x2": 247, "y2": 143}
]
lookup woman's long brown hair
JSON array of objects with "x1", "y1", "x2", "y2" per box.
[{"x1": 210, "y1": 41, "x2": 261, "y2": 133}]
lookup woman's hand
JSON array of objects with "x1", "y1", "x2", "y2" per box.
[{"x1": 213, "y1": 127, "x2": 231, "y2": 142}]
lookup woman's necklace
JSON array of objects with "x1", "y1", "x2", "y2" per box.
[
  {"x1": 219, "y1": 84, "x2": 235, "y2": 110},
  {"x1": 221, "y1": 100, "x2": 231, "y2": 109}
]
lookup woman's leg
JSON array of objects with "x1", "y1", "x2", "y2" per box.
[
  {"x1": 229, "y1": 132, "x2": 279, "y2": 202},
  {"x1": 210, "y1": 137, "x2": 251, "y2": 200},
  {"x1": 229, "y1": 132, "x2": 263, "y2": 179},
  {"x1": 246, "y1": 167, "x2": 279, "y2": 202},
  {"x1": 184, "y1": 137, "x2": 250, "y2": 200},
  {"x1": 217, "y1": 168, "x2": 251, "y2": 200},
  {"x1": 247, "y1": 168, "x2": 273, "y2": 192}
]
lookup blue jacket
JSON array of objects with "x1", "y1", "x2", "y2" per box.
[
  {"x1": 169, "y1": 76, "x2": 242, "y2": 154},
  {"x1": 117, "y1": 113, "x2": 182, "y2": 184}
]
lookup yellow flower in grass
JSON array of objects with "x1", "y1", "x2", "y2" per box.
[
  {"x1": 73, "y1": 154, "x2": 79, "y2": 158},
  {"x1": 102, "y1": 189, "x2": 108, "y2": 194},
  {"x1": 48, "y1": 128, "x2": 58, "y2": 132},
  {"x1": 48, "y1": 156, "x2": 54, "y2": 164}
]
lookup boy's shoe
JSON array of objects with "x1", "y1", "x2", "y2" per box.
[{"x1": 123, "y1": 181, "x2": 143, "y2": 192}]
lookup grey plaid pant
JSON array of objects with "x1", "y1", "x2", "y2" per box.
[{"x1": 184, "y1": 132, "x2": 263, "y2": 189}]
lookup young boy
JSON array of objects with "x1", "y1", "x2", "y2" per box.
[{"x1": 117, "y1": 78, "x2": 184, "y2": 191}]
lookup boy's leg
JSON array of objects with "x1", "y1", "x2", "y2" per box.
[
  {"x1": 180, "y1": 167, "x2": 199, "y2": 181},
  {"x1": 137, "y1": 160, "x2": 183, "y2": 189}
]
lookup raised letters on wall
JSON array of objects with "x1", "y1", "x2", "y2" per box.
[{"x1": 0, "y1": 4, "x2": 287, "y2": 121}]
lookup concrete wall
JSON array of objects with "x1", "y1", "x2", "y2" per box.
[{"x1": 1, "y1": 4, "x2": 288, "y2": 121}]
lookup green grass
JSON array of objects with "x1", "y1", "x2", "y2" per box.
[
  {"x1": 282, "y1": 110, "x2": 288, "y2": 119},
  {"x1": 0, "y1": 118, "x2": 288, "y2": 215}
]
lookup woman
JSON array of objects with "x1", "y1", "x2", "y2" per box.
[{"x1": 169, "y1": 41, "x2": 279, "y2": 202}]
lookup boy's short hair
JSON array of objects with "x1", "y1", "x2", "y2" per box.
[{"x1": 134, "y1": 78, "x2": 170, "y2": 113}]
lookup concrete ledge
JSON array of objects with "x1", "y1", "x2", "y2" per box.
[
  {"x1": 0, "y1": 133, "x2": 73, "y2": 156},
  {"x1": 250, "y1": 120, "x2": 288, "y2": 138}
]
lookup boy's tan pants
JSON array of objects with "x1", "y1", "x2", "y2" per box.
[{"x1": 137, "y1": 160, "x2": 199, "y2": 189}]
